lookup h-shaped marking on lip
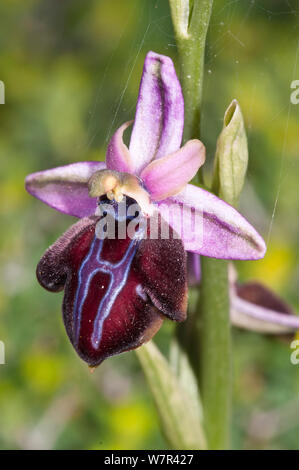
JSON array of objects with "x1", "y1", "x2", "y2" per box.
[{"x1": 73, "y1": 234, "x2": 140, "y2": 349}]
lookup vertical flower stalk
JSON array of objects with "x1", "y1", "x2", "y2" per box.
[
  {"x1": 170, "y1": 0, "x2": 231, "y2": 450},
  {"x1": 169, "y1": 0, "x2": 214, "y2": 141},
  {"x1": 199, "y1": 257, "x2": 231, "y2": 450},
  {"x1": 199, "y1": 101, "x2": 250, "y2": 448}
]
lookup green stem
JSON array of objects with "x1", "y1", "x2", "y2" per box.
[
  {"x1": 199, "y1": 257, "x2": 231, "y2": 449},
  {"x1": 169, "y1": 0, "x2": 213, "y2": 141},
  {"x1": 170, "y1": 0, "x2": 232, "y2": 450}
]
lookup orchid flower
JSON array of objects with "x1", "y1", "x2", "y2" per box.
[
  {"x1": 25, "y1": 51, "x2": 266, "y2": 367},
  {"x1": 189, "y1": 253, "x2": 299, "y2": 334}
]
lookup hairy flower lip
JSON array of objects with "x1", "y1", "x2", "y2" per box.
[{"x1": 37, "y1": 213, "x2": 187, "y2": 366}]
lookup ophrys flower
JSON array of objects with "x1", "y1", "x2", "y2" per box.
[{"x1": 25, "y1": 52, "x2": 266, "y2": 366}]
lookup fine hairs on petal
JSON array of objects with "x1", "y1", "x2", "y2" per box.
[
  {"x1": 37, "y1": 207, "x2": 187, "y2": 366},
  {"x1": 37, "y1": 217, "x2": 97, "y2": 292},
  {"x1": 134, "y1": 214, "x2": 188, "y2": 322}
]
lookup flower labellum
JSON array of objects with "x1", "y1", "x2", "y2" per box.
[
  {"x1": 26, "y1": 51, "x2": 266, "y2": 366},
  {"x1": 37, "y1": 197, "x2": 187, "y2": 366}
]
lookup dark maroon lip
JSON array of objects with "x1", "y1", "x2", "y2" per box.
[{"x1": 37, "y1": 207, "x2": 187, "y2": 367}]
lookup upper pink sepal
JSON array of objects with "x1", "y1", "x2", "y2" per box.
[{"x1": 129, "y1": 51, "x2": 184, "y2": 175}]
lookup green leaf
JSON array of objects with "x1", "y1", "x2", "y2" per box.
[
  {"x1": 136, "y1": 341, "x2": 207, "y2": 450},
  {"x1": 212, "y1": 99, "x2": 248, "y2": 207},
  {"x1": 169, "y1": 338, "x2": 204, "y2": 424}
]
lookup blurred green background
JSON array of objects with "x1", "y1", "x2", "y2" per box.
[{"x1": 0, "y1": 0, "x2": 299, "y2": 450}]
